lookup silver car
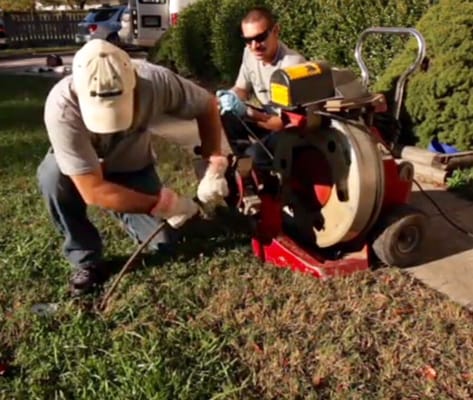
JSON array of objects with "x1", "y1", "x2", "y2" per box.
[{"x1": 75, "y1": 5, "x2": 127, "y2": 45}]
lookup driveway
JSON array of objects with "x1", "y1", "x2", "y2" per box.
[
  {"x1": 0, "y1": 54, "x2": 74, "y2": 77},
  {"x1": 0, "y1": 50, "x2": 147, "y2": 78}
]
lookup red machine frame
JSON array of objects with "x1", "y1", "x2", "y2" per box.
[
  {"x1": 247, "y1": 117, "x2": 414, "y2": 279},
  {"x1": 243, "y1": 25, "x2": 428, "y2": 278}
]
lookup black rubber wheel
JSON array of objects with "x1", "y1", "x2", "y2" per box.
[{"x1": 371, "y1": 204, "x2": 428, "y2": 268}]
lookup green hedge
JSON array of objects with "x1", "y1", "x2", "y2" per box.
[
  {"x1": 148, "y1": 28, "x2": 177, "y2": 72},
  {"x1": 374, "y1": 0, "x2": 473, "y2": 150},
  {"x1": 151, "y1": 0, "x2": 434, "y2": 85},
  {"x1": 150, "y1": 0, "x2": 472, "y2": 150},
  {"x1": 209, "y1": 0, "x2": 323, "y2": 82},
  {"x1": 210, "y1": 0, "x2": 267, "y2": 83},
  {"x1": 302, "y1": 0, "x2": 436, "y2": 82},
  {"x1": 266, "y1": 0, "x2": 321, "y2": 56},
  {"x1": 151, "y1": 0, "x2": 219, "y2": 80},
  {"x1": 152, "y1": 0, "x2": 322, "y2": 83}
]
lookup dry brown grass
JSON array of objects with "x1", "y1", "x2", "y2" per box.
[{"x1": 194, "y1": 264, "x2": 473, "y2": 399}]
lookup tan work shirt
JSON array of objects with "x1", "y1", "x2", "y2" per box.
[
  {"x1": 235, "y1": 42, "x2": 307, "y2": 108},
  {"x1": 43, "y1": 60, "x2": 212, "y2": 176}
]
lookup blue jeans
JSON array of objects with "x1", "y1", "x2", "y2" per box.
[
  {"x1": 36, "y1": 152, "x2": 176, "y2": 269},
  {"x1": 220, "y1": 111, "x2": 277, "y2": 170},
  {"x1": 244, "y1": 132, "x2": 278, "y2": 170}
]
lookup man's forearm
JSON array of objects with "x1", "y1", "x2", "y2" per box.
[
  {"x1": 88, "y1": 181, "x2": 157, "y2": 214},
  {"x1": 196, "y1": 96, "x2": 224, "y2": 158},
  {"x1": 256, "y1": 115, "x2": 285, "y2": 132},
  {"x1": 232, "y1": 86, "x2": 249, "y2": 101}
]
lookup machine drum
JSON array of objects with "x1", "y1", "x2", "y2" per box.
[
  {"x1": 371, "y1": 204, "x2": 428, "y2": 267},
  {"x1": 290, "y1": 146, "x2": 333, "y2": 210},
  {"x1": 274, "y1": 119, "x2": 385, "y2": 249}
]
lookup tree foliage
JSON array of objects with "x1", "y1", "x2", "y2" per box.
[
  {"x1": 152, "y1": 0, "x2": 435, "y2": 86},
  {"x1": 0, "y1": 0, "x2": 35, "y2": 12},
  {"x1": 0, "y1": 0, "x2": 91, "y2": 11},
  {"x1": 302, "y1": 0, "x2": 436, "y2": 81},
  {"x1": 374, "y1": 0, "x2": 473, "y2": 150},
  {"x1": 210, "y1": 0, "x2": 267, "y2": 82},
  {"x1": 37, "y1": 0, "x2": 91, "y2": 9},
  {"x1": 174, "y1": 0, "x2": 219, "y2": 79}
]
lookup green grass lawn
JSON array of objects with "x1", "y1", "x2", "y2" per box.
[{"x1": 0, "y1": 75, "x2": 472, "y2": 399}]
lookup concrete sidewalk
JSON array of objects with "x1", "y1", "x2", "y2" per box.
[
  {"x1": 153, "y1": 115, "x2": 473, "y2": 311},
  {"x1": 0, "y1": 50, "x2": 147, "y2": 78},
  {"x1": 0, "y1": 54, "x2": 74, "y2": 78}
]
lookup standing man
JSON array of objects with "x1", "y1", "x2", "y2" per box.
[
  {"x1": 216, "y1": 6, "x2": 306, "y2": 167},
  {"x1": 37, "y1": 39, "x2": 229, "y2": 296}
]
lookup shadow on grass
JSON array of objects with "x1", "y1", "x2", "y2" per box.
[
  {"x1": 0, "y1": 134, "x2": 49, "y2": 171},
  {"x1": 0, "y1": 75, "x2": 56, "y2": 129},
  {"x1": 0, "y1": 76, "x2": 56, "y2": 170},
  {"x1": 0, "y1": 103, "x2": 46, "y2": 132},
  {"x1": 99, "y1": 209, "x2": 254, "y2": 281}
]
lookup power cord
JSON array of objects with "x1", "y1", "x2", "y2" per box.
[
  {"x1": 412, "y1": 179, "x2": 473, "y2": 239},
  {"x1": 233, "y1": 109, "x2": 473, "y2": 240}
]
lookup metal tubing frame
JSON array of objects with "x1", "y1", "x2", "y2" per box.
[{"x1": 354, "y1": 27, "x2": 426, "y2": 120}]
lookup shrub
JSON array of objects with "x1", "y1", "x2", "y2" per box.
[
  {"x1": 209, "y1": 0, "x2": 323, "y2": 83},
  {"x1": 374, "y1": 0, "x2": 473, "y2": 150},
  {"x1": 446, "y1": 167, "x2": 473, "y2": 200},
  {"x1": 148, "y1": 28, "x2": 178, "y2": 72},
  {"x1": 303, "y1": 0, "x2": 436, "y2": 81},
  {"x1": 151, "y1": 0, "x2": 220, "y2": 80},
  {"x1": 210, "y1": 0, "x2": 270, "y2": 83},
  {"x1": 269, "y1": 0, "x2": 322, "y2": 54}
]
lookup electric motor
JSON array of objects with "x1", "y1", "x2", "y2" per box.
[{"x1": 269, "y1": 61, "x2": 335, "y2": 109}]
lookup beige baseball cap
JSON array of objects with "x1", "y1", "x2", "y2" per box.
[{"x1": 72, "y1": 39, "x2": 136, "y2": 134}]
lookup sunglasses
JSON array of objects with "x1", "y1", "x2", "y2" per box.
[{"x1": 242, "y1": 27, "x2": 273, "y2": 44}]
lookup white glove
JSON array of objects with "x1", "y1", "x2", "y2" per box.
[
  {"x1": 150, "y1": 187, "x2": 199, "y2": 229},
  {"x1": 197, "y1": 155, "x2": 229, "y2": 204}
]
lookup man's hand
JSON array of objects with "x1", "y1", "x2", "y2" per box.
[
  {"x1": 246, "y1": 107, "x2": 271, "y2": 122},
  {"x1": 246, "y1": 107, "x2": 285, "y2": 131},
  {"x1": 150, "y1": 187, "x2": 199, "y2": 229},
  {"x1": 197, "y1": 155, "x2": 229, "y2": 204},
  {"x1": 216, "y1": 90, "x2": 247, "y2": 117},
  {"x1": 256, "y1": 115, "x2": 285, "y2": 131}
]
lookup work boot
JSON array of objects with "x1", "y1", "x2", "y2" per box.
[{"x1": 69, "y1": 264, "x2": 108, "y2": 297}]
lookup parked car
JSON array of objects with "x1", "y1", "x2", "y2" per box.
[
  {"x1": 75, "y1": 5, "x2": 127, "y2": 45},
  {"x1": 0, "y1": 17, "x2": 7, "y2": 48}
]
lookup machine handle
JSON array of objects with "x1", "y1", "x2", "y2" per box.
[{"x1": 354, "y1": 27, "x2": 426, "y2": 120}]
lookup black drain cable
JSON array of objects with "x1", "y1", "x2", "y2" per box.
[
  {"x1": 235, "y1": 115, "x2": 275, "y2": 160},
  {"x1": 411, "y1": 179, "x2": 473, "y2": 239},
  {"x1": 233, "y1": 110, "x2": 473, "y2": 240}
]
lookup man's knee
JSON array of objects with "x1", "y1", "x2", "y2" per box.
[{"x1": 37, "y1": 154, "x2": 75, "y2": 200}]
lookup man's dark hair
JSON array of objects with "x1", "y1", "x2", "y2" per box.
[{"x1": 241, "y1": 6, "x2": 277, "y2": 28}]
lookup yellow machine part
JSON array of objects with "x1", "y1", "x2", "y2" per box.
[
  {"x1": 283, "y1": 62, "x2": 324, "y2": 80},
  {"x1": 270, "y1": 83, "x2": 290, "y2": 107},
  {"x1": 269, "y1": 61, "x2": 335, "y2": 109}
]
